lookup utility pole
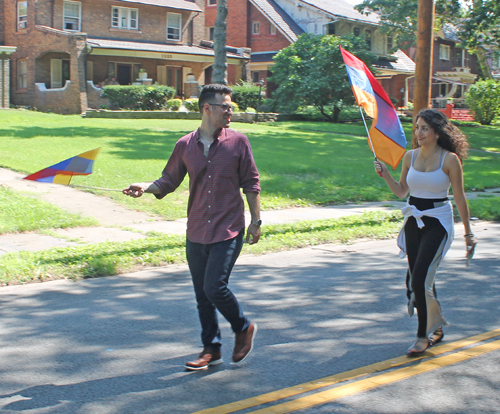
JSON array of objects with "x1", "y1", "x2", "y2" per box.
[{"x1": 413, "y1": 0, "x2": 435, "y2": 127}]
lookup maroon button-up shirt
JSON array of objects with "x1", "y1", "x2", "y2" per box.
[{"x1": 153, "y1": 128, "x2": 260, "y2": 244}]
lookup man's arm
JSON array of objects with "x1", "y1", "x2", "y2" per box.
[
  {"x1": 245, "y1": 192, "x2": 261, "y2": 245},
  {"x1": 123, "y1": 182, "x2": 161, "y2": 198}
]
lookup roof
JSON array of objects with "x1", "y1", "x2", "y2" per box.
[
  {"x1": 250, "y1": 0, "x2": 304, "y2": 42},
  {"x1": 86, "y1": 38, "x2": 244, "y2": 59},
  {"x1": 250, "y1": 51, "x2": 279, "y2": 62},
  {"x1": 112, "y1": 0, "x2": 201, "y2": 12},
  {"x1": 373, "y1": 50, "x2": 415, "y2": 74},
  {"x1": 299, "y1": 0, "x2": 380, "y2": 25}
]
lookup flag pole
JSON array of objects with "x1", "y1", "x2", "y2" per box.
[
  {"x1": 69, "y1": 184, "x2": 123, "y2": 192},
  {"x1": 358, "y1": 106, "x2": 383, "y2": 177}
]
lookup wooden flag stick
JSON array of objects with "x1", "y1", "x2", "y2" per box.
[
  {"x1": 358, "y1": 106, "x2": 382, "y2": 177},
  {"x1": 69, "y1": 184, "x2": 123, "y2": 192}
]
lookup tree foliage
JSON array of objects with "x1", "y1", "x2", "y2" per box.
[
  {"x1": 270, "y1": 34, "x2": 375, "y2": 122},
  {"x1": 465, "y1": 79, "x2": 500, "y2": 125}
]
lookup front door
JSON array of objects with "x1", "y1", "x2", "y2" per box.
[{"x1": 116, "y1": 64, "x2": 131, "y2": 85}]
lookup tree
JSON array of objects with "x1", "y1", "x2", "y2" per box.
[
  {"x1": 212, "y1": 0, "x2": 228, "y2": 85},
  {"x1": 465, "y1": 79, "x2": 500, "y2": 125},
  {"x1": 355, "y1": 0, "x2": 500, "y2": 79},
  {"x1": 270, "y1": 34, "x2": 375, "y2": 122}
]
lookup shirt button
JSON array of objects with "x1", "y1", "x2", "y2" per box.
[
  {"x1": 208, "y1": 175, "x2": 211, "y2": 178},
  {"x1": 208, "y1": 205, "x2": 211, "y2": 208},
  {"x1": 208, "y1": 160, "x2": 211, "y2": 163},
  {"x1": 208, "y1": 190, "x2": 211, "y2": 193},
  {"x1": 208, "y1": 220, "x2": 211, "y2": 223}
]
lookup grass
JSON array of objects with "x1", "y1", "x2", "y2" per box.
[
  {"x1": 1, "y1": 110, "x2": 499, "y2": 285},
  {"x1": 1, "y1": 110, "x2": 499, "y2": 219},
  {"x1": 0, "y1": 211, "x2": 402, "y2": 285},
  {"x1": 0, "y1": 187, "x2": 98, "y2": 233}
]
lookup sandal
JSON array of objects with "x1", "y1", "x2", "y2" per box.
[
  {"x1": 407, "y1": 337, "x2": 429, "y2": 357},
  {"x1": 428, "y1": 327, "x2": 444, "y2": 346}
]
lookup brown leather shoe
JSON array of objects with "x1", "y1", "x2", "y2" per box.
[
  {"x1": 184, "y1": 348, "x2": 223, "y2": 371},
  {"x1": 232, "y1": 322, "x2": 257, "y2": 363}
]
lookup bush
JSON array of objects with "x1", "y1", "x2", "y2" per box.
[
  {"x1": 101, "y1": 85, "x2": 175, "y2": 110},
  {"x1": 184, "y1": 98, "x2": 199, "y2": 112},
  {"x1": 465, "y1": 79, "x2": 500, "y2": 125},
  {"x1": 245, "y1": 107, "x2": 256, "y2": 113},
  {"x1": 166, "y1": 99, "x2": 182, "y2": 111},
  {"x1": 231, "y1": 81, "x2": 263, "y2": 111},
  {"x1": 232, "y1": 102, "x2": 241, "y2": 112}
]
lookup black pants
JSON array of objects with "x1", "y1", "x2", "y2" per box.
[{"x1": 405, "y1": 197, "x2": 448, "y2": 338}]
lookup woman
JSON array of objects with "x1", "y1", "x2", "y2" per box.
[{"x1": 375, "y1": 109, "x2": 477, "y2": 356}]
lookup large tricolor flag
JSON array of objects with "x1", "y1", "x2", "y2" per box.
[
  {"x1": 24, "y1": 148, "x2": 100, "y2": 185},
  {"x1": 340, "y1": 46, "x2": 407, "y2": 169}
]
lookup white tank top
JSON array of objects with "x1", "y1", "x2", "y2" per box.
[{"x1": 407, "y1": 149, "x2": 450, "y2": 199}]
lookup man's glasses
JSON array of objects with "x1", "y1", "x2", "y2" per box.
[{"x1": 209, "y1": 103, "x2": 235, "y2": 112}]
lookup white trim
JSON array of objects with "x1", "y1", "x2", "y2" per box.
[
  {"x1": 17, "y1": 1, "x2": 28, "y2": 31},
  {"x1": 167, "y1": 13, "x2": 182, "y2": 41},
  {"x1": 252, "y1": 21, "x2": 260, "y2": 35},
  {"x1": 111, "y1": 6, "x2": 139, "y2": 30}
]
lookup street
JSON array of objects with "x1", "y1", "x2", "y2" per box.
[{"x1": 1, "y1": 221, "x2": 499, "y2": 414}]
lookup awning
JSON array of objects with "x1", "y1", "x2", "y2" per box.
[
  {"x1": 112, "y1": 0, "x2": 201, "y2": 12},
  {"x1": 432, "y1": 76, "x2": 469, "y2": 86}
]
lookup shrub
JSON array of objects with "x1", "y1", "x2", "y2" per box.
[
  {"x1": 232, "y1": 102, "x2": 241, "y2": 113},
  {"x1": 101, "y1": 85, "x2": 175, "y2": 110},
  {"x1": 231, "y1": 81, "x2": 263, "y2": 111},
  {"x1": 184, "y1": 98, "x2": 199, "y2": 112},
  {"x1": 245, "y1": 107, "x2": 256, "y2": 113},
  {"x1": 166, "y1": 99, "x2": 182, "y2": 111},
  {"x1": 465, "y1": 79, "x2": 500, "y2": 125},
  {"x1": 141, "y1": 85, "x2": 176, "y2": 110}
]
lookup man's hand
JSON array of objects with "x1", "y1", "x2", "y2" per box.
[
  {"x1": 246, "y1": 223, "x2": 261, "y2": 245},
  {"x1": 123, "y1": 183, "x2": 147, "y2": 198}
]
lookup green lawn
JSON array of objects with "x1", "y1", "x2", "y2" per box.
[{"x1": 1, "y1": 110, "x2": 499, "y2": 221}]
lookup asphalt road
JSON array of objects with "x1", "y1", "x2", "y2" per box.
[{"x1": 1, "y1": 221, "x2": 499, "y2": 414}]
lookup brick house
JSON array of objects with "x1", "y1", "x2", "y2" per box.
[
  {"x1": 3, "y1": 0, "x2": 248, "y2": 114},
  {"x1": 203, "y1": 0, "x2": 303, "y2": 95},
  {"x1": 0, "y1": 1, "x2": 17, "y2": 109}
]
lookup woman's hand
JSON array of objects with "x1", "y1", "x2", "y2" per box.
[
  {"x1": 465, "y1": 234, "x2": 477, "y2": 266},
  {"x1": 374, "y1": 160, "x2": 387, "y2": 177}
]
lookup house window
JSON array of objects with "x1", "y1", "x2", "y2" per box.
[
  {"x1": 17, "y1": 1, "x2": 27, "y2": 31},
  {"x1": 63, "y1": 1, "x2": 81, "y2": 31},
  {"x1": 387, "y1": 35, "x2": 393, "y2": 52},
  {"x1": 439, "y1": 44, "x2": 450, "y2": 60},
  {"x1": 252, "y1": 22, "x2": 260, "y2": 35},
  {"x1": 252, "y1": 71, "x2": 260, "y2": 83},
  {"x1": 207, "y1": 27, "x2": 214, "y2": 41},
  {"x1": 365, "y1": 30, "x2": 372, "y2": 49},
  {"x1": 327, "y1": 23, "x2": 335, "y2": 35},
  {"x1": 270, "y1": 24, "x2": 276, "y2": 35},
  {"x1": 112, "y1": 7, "x2": 138, "y2": 30},
  {"x1": 353, "y1": 27, "x2": 360, "y2": 37},
  {"x1": 18, "y1": 59, "x2": 27, "y2": 89},
  {"x1": 167, "y1": 13, "x2": 181, "y2": 41},
  {"x1": 207, "y1": 0, "x2": 217, "y2": 5}
]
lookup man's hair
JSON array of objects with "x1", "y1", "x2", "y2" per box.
[{"x1": 198, "y1": 84, "x2": 233, "y2": 112}]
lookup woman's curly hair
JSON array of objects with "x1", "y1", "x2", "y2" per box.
[{"x1": 413, "y1": 109, "x2": 469, "y2": 162}]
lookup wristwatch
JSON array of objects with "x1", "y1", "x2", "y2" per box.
[{"x1": 251, "y1": 219, "x2": 262, "y2": 227}]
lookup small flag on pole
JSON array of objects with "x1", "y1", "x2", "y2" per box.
[
  {"x1": 340, "y1": 46, "x2": 407, "y2": 169},
  {"x1": 24, "y1": 148, "x2": 101, "y2": 185}
]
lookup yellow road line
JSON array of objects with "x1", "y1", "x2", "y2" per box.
[
  {"x1": 191, "y1": 328, "x2": 500, "y2": 414},
  {"x1": 250, "y1": 339, "x2": 500, "y2": 413}
]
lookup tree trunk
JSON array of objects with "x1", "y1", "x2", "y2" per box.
[
  {"x1": 212, "y1": 0, "x2": 228, "y2": 85},
  {"x1": 474, "y1": 47, "x2": 493, "y2": 80},
  {"x1": 413, "y1": 0, "x2": 435, "y2": 127}
]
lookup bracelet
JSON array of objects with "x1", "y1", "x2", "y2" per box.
[{"x1": 464, "y1": 233, "x2": 475, "y2": 238}]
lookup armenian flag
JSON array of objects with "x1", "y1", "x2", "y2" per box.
[
  {"x1": 340, "y1": 46, "x2": 407, "y2": 169},
  {"x1": 24, "y1": 148, "x2": 100, "y2": 185}
]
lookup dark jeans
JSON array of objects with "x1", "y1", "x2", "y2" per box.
[{"x1": 186, "y1": 230, "x2": 249, "y2": 350}]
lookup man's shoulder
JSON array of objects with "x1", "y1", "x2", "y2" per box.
[
  {"x1": 224, "y1": 128, "x2": 249, "y2": 141},
  {"x1": 176, "y1": 130, "x2": 198, "y2": 145}
]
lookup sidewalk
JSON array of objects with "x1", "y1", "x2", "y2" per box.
[{"x1": 1, "y1": 167, "x2": 499, "y2": 255}]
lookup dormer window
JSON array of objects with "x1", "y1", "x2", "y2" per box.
[
  {"x1": 63, "y1": 1, "x2": 81, "y2": 31},
  {"x1": 17, "y1": 1, "x2": 27, "y2": 31},
  {"x1": 112, "y1": 7, "x2": 138, "y2": 30}
]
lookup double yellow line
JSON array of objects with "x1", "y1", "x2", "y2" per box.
[{"x1": 192, "y1": 328, "x2": 500, "y2": 414}]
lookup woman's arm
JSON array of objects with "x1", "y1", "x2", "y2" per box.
[{"x1": 374, "y1": 151, "x2": 411, "y2": 199}]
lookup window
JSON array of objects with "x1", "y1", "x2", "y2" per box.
[
  {"x1": 353, "y1": 27, "x2": 360, "y2": 37},
  {"x1": 112, "y1": 7, "x2": 138, "y2": 30},
  {"x1": 252, "y1": 71, "x2": 260, "y2": 83},
  {"x1": 207, "y1": 0, "x2": 217, "y2": 5},
  {"x1": 63, "y1": 1, "x2": 81, "y2": 31},
  {"x1": 252, "y1": 22, "x2": 260, "y2": 35},
  {"x1": 327, "y1": 23, "x2": 335, "y2": 35},
  {"x1": 439, "y1": 44, "x2": 450, "y2": 60},
  {"x1": 270, "y1": 24, "x2": 276, "y2": 35},
  {"x1": 167, "y1": 13, "x2": 181, "y2": 41},
  {"x1": 18, "y1": 59, "x2": 27, "y2": 89},
  {"x1": 387, "y1": 35, "x2": 393, "y2": 52},
  {"x1": 17, "y1": 1, "x2": 27, "y2": 30},
  {"x1": 365, "y1": 30, "x2": 372, "y2": 49},
  {"x1": 207, "y1": 27, "x2": 214, "y2": 41}
]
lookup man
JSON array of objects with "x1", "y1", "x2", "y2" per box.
[{"x1": 123, "y1": 84, "x2": 261, "y2": 371}]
